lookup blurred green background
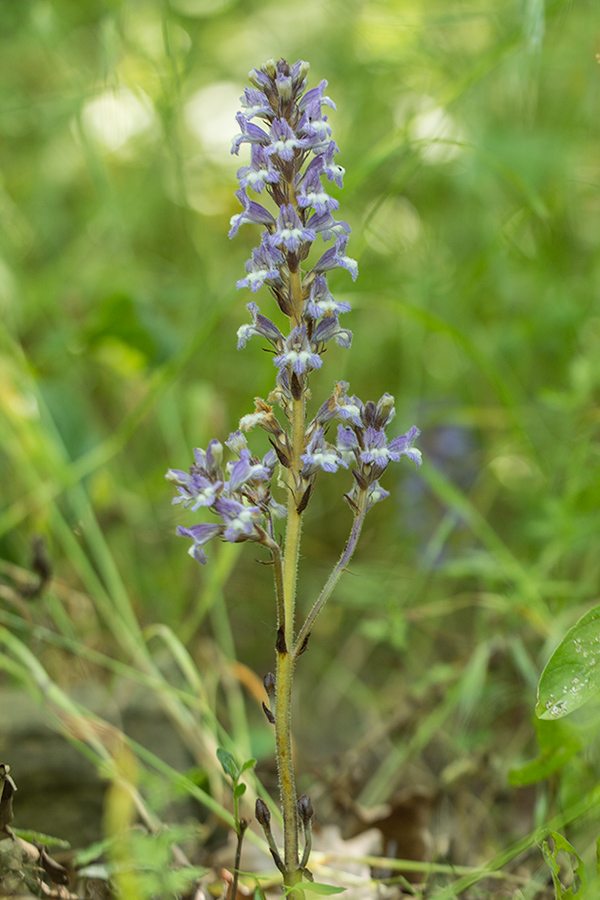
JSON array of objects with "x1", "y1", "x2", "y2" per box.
[{"x1": 2, "y1": 0, "x2": 600, "y2": 884}]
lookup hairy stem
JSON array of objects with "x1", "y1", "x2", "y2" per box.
[
  {"x1": 275, "y1": 391, "x2": 305, "y2": 888},
  {"x1": 274, "y1": 244, "x2": 306, "y2": 888},
  {"x1": 294, "y1": 488, "x2": 368, "y2": 657},
  {"x1": 266, "y1": 537, "x2": 285, "y2": 634}
]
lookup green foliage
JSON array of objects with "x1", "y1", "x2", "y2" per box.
[
  {"x1": 537, "y1": 604, "x2": 600, "y2": 720},
  {"x1": 216, "y1": 747, "x2": 255, "y2": 833},
  {"x1": 541, "y1": 831, "x2": 588, "y2": 900},
  {"x1": 510, "y1": 718, "x2": 583, "y2": 787},
  {"x1": 216, "y1": 748, "x2": 256, "y2": 784}
]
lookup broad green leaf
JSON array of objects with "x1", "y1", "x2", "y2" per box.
[
  {"x1": 536, "y1": 605, "x2": 600, "y2": 719},
  {"x1": 216, "y1": 747, "x2": 238, "y2": 780},
  {"x1": 541, "y1": 831, "x2": 587, "y2": 898},
  {"x1": 234, "y1": 782, "x2": 247, "y2": 799}
]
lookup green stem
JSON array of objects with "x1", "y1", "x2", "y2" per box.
[
  {"x1": 275, "y1": 246, "x2": 307, "y2": 888},
  {"x1": 275, "y1": 391, "x2": 305, "y2": 889},
  {"x1": 294, "y1": 489, "x2": 368, "y2": 657}
]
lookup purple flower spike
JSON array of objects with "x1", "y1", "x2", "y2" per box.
[{"x1": 169, "y1": 60, "x2": 423, "y2": 570}]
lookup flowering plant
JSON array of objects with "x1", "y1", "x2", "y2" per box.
[{"x1": 167, "y1": 58, "x2": 422, "y2": 893}]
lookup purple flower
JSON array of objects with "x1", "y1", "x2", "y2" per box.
[
  {"x1": 231, "y1": 111, "x2": 271, "y2": 156},
  {"x1": 229, "y1": 189, "x2": 276, "y2": 239},
  {"x1": 329, "y1": 383, "x2": 363, "y2": 427},
  {"x1": 336, "y1": 425, "x2": 359, "y2": 462},
  {"x1": 274, "y1": 325, "x2": 322, "y2": 375},
  {"x1": 239, "y1": 87, "x2": 272, "y2": 120},
  {"x1": 360, "y1": 427, "x2": 395, "y2": 467},
  {"x1": 387, "y1": 425, "x2": 422, "y2": 468},
  {"x1": 266, "y1": 119, "x2": 307, "y2": 162},
  {"x1": 167, "y1": 470, "x2": 222, "y2": 511},
  {"x1": 306, "y1": 275, "x2": 351, "y2": 319},
  {"x1": 237, "y1": 237, "x2": 284, "y2": 293},
  {"x1": 237, "y1": 301, "x2": 284, "y2": 349},
  {"x1": 227, "y1": 448, "x2": 273, "y2": 490},
  {"x1": 177, "y1": 523, "x2": 222, "y2": 564},
  {"x1": 225, "y1": 430, "x2": 248, "y2": 455},
  {"x1": 214, "y1": 497, "x2": 262, "y2": 542},
  {"x1": 301, "y1": 427, "x2": 347, "y2": 476},
  {"x1": 311, "y1": 315, "x2": 352, "y2": 349},
  {"x1": 195, "y1": 440, "x2": 223, "y2": 477},
  {"x1": 298, "y1": 80, "x2": 336, "y2": 114},
  {"x1": 374, "y1": 394, "x2": 396, "y2": 429},
  {"x1": 297, "y1": 100, "x2": 333, "y2": 150},
  {"x1": 296, "y1": 163, "x2": 339, "y2": 216},
  {"x1": 307, "y1": 210, "x2": 351, "y2": 243},
  {"x1": 320, "y1": 142, "x2": 345, "y2": 188},
  {"x1": 346, "y1": 480, "x2": 390, "y2": 513},
  {"x1": 312, "y1": 236, "x2": 358, "y2": 281},
  {"x1": 268, "y1": 204, "x2": 316, "y2": 254},
  {"x1": 237, "y1": 145, "x2": 280, "y2": 194}
]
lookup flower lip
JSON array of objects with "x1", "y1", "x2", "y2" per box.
[
  {"x1": 237, "y1": 301, "x2": 284, "y2": 350},
  {"x1": 301, "y1": 426, "x2": 348, "y2": 475},
  {"x1": 312, "y1": 236, "x2": 358, "y2": 281},
  {"x1": 268, "y1": 204, "x2": 316, "y2": 254},
  {"x1": 177, "y1": 523, "x2": 223, "y2": 564},
  {"x1": 214, "y1": 496, "x2": 262, "y2": 542},
  {"x1": 229, "y1": 188, "x2": 276, "y2": 239},
  {"x1": 274, "y1": 325, "x2": 323, "y2": 375}
]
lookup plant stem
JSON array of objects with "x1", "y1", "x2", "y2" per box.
[
  {"x1": 275, "y1": 391, "x2": 305, "y2": 889},
  {"x1": 294, "y1": 489, "x2": 368, "y2": 657},
  {"x1": 231, "y1": 818, "x2": 248, "y2": 900},
  {"x1": 274, "y1": 261, "x2": 308, "y2": 883}
]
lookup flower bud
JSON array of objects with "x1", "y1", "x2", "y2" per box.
[
  {"x1": 297, "y1": 793, "x2": 314, "y2": 828},
  {"x1": 264, "y1": 672, "x2": 276, "y2": 698},
  {"x1": 255, "y1": 797, "x2": 271, "y2": 828}
]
